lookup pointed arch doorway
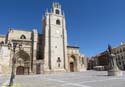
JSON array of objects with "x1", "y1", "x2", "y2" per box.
[
  {"x1": 70, "y1": 62, "x2": 74, "y2": 72},
  {"x1": 69, "y1": 55, "x2": 77, "y2": 72},
  {"x1": 15, "y1": 50, "x2": 30, "y2": 75}
]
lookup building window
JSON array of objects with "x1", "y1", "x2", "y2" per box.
[
  {"x1": 123, "y1": 48, "x2": 125, "y2": 51},
  {"x1": 120, "y1": 49, "x2": 122, "y2": 53},
  {"x1": 119, "y1": 62, "x2": 121, "y2": 65},
  {"x1": 20, "y1": 35, "x2": 26, "y2": 39},
  {"x1": 121, "y1": 56, "x2": 123, "y2": 59},
  {"x1": 117, "y1": 50, "x2": 119, "y2": 54},
  {"x1": 57, "y1": 57, "x2": 61, "y2": 67},
  {"x1": 56, "y1": 19, "x2": 60, "y2": 25},
  {"x1": 116, "y1": 58, "x2": 118, "y2": 61},
  {"x1": 118, "y1": 55, "x2": 120, "y2": 60},
  {"x1": 82, "y1": 57, "x2": 84, "y2": 64},
  {"x1": 55, "y1": 9, "x2": 60, "y2": 14}
]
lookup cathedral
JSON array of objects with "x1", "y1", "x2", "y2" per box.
[{"x1": 0, "y1": 3, "x2": 87, "y2": 75}]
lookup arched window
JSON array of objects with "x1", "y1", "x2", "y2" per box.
[
  {"x1": 55, "y1": 9, "x2": 60, "y2": 14},
  {"x1": 56, "y1": 19, "x2": 60, "y2": 25},
  {"x1": 20, "y1": 35, "x2": 26, "y2": 39}
]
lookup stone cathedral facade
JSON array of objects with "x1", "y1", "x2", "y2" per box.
[{"x1": 0, "y1": 3, "x2": 87, "y2": 75}]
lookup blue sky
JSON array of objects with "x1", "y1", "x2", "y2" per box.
[{"x1": 0, "y1": 0, "x2": 125, "y2": 57}]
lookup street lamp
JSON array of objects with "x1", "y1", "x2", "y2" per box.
[
  {"x1": 8, "y1": 42, "x2": 17, "y2": 86},
  {"x1": 8, "y1": 42, "x2": 22, "y2": 86}
]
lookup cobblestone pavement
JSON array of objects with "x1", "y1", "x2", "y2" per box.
[{"x1": 1, "y1": 71, "x2": 125, "y2": 87}]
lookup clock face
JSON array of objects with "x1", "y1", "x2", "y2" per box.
[{"x1": 56, "y1": 30, "x2": 60, "y2": 34}]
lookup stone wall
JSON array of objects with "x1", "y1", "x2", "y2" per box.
[{"x1": 0, "y1": 46, "x2": 11, "y2": 74}]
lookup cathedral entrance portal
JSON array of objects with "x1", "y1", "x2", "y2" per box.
[
  {"x1": 15, "y1": 50, "x2": 30, "y2": 75},
  {"x1": 16, "y1": 66, "x2": 24, "y2": 75},
  {"x1": 69, "y1": 55, "x2": 77, "y2": 72}
]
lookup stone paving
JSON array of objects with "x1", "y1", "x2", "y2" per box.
[
  {"x1": 0, "y1": 75, "x2": 10, "y2": 87},
  {"x1": 1, "y1": 71, "x2": 125, "y2": 87}
]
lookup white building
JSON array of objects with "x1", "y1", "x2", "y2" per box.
[{"x1": 0, "y1": 2, "x2": 87, "y2": 75}]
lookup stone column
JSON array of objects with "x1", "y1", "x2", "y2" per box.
[
  {"x1": 76, "y1": 55, "x2": 80, "y2": 72},
  {"x1": 32, "y1": 29, "x2": 38, "y2": 74}
]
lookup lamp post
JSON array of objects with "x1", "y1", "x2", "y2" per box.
[
  {"x1": 8, "y1": 42, "x2": 17, "y2": 86},
  {"x1": 8, "y1": 42, "x2": 22, "y2": 86}
]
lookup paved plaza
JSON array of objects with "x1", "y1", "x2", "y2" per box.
[
  {"x1": 0, "y1": 75, "x2": 10, "y2": 87},
  {"x1": 1, "y1": 71, "x2": 125, "y2": 87}
]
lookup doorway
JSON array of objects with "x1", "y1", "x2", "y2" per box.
[
  {"x1": 69, "y1": 55, "x2": 77, "y2": 72},
  {"x1": 16, "y1": 66, "x2": 24, "y2": 75},
  {"x1": 70, "y1": 62, "x2": 74, "y2": 72}
]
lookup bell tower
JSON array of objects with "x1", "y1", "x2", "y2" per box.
[{"x1": 42, "y1": 2, "x2": 68, "y2": 72}]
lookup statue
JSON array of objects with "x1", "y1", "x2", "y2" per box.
[
  {"x1": 107, "y1": 44, "x2": 122, "y2": 76},
  {"x1": 107, "y1": 44, "x2": 116, "y2": 69}
]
